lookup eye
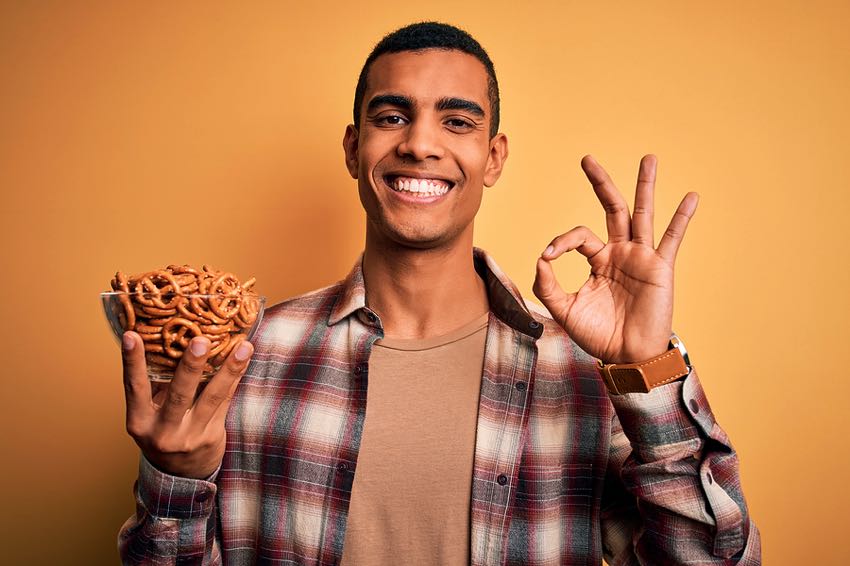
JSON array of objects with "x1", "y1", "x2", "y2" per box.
[
  {"x1": 371, "y1": 113, "x2": 408, "y2": 127},
  {"x1": 445, "y1": 117, "x2": 475, "y2": 131}
]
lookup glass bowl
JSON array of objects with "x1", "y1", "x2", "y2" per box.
[{"x1": 101, "y1": 292, "x2": 266, "y2": 382}]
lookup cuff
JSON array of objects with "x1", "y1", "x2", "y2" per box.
[
  {"x1": 135, "y1": 455, "x2": 220, "y2": 520},
  {"x1": 612, "y1": 368, "x2": 746, "y2": 557},
  {"x1": 609, "y1": 368, "x2": 719, "y2": 447}
]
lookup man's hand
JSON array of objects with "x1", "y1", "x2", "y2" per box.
[
  {"x1": 533, "y1": 155, "x2": 698, "y2": 364},
  {"x1": 121, "y1": 332, "x2": 254, "y2": 479}
]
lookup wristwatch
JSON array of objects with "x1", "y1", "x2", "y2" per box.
[{"x1": 597, "y1": 334, "x2": 691, "y2": 395}]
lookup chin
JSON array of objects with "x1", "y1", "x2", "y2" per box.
[
  {"x1": 390, "y1": 230, "x2": 447, "y2": 249},
  {"x1": 376, "y1": 221, "x2": 453, "y2": 250}
]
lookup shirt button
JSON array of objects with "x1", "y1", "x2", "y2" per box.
[
  {"x1": 196, "y1": 490, "x2": 211, "y2": 503},
  {"x1": 497, "y1": 474, "x2": 508, "y2": 486},
  {"x1": 354, "y1": 364, "x2": 367, "y2": 375},
  {"x1": 337, "y1": 462, "x2": 349, "y2": 473},
  {"x1": 528, "y1": 320, "x2": 541, "y2": 330},
  {"x1": 515, "y1": 381, "x2": 527, "y2": 392},
  {"x1": 689, "y1": 399, "x2": 700, "y2": 413}
]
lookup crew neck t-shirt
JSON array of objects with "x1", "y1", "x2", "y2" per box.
[{"x1": 340, "y1": 312, "x2": 489, "y2": 565}]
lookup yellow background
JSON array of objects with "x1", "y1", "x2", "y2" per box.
[{"x1": 1, "y1": 1, "x2": 847, "y2": 564}]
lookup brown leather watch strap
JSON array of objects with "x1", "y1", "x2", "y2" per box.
[{"x1": 597, "y1": 347, "x2": 689, "y2": 395}]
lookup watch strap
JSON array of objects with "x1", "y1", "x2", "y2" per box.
[{"x1": 597, "y1": 346, "x2": 689, "y2": 395}]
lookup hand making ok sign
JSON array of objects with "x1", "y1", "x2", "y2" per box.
[{"x1": 533, "y1": 155, "x2": 699, "y2": 365}]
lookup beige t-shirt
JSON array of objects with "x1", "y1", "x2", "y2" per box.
[{"x1": 340, "y1": 312, "x2": 489, "y2": 566}]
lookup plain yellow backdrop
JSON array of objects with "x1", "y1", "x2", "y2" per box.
[{"x1": 1, "y1": 1, "x2": 847, "y2": 564}]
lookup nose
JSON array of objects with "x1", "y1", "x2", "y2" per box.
[{"x1": 396, "y1": 117, "x2": 444, "y2": 161}]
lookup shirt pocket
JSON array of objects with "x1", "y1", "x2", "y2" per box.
[{"x1": 507, "y1": 463, "x2": 595, "y2": 565}]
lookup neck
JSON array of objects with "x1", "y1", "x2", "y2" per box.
[{"x1": 362, "y1": 230, "x2": 489, "y2": 340}]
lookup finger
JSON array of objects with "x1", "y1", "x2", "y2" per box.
[
  {"x1": 533, "y1": 257, "x2": 577, "y2": 325},
  {"x1": 208, "y1": 349, "x2": 251, "y2": 431},
  {"x1": 540, "y1": 225, "x2": 606, "y2": 262},
  {"x1": 632, "y1": 154, "x2": 656, "y2": 246},
  {"x1": 151, "y1": 384, "x2": 168, "y2": 409},
  {"x1": 657, "y1": 192, "x2": 699, "y2": 262},
  {"x1": 581, "y1": 155, "x2": 631, "y2": 242},
  {"x1": 159, "y1": 336, "x2": 210, "y2": 425},
  {"x1": 122, "y1": 332, "x2": 154, "y2": 432},
  {"x1": 191, "y1": 340, "x2": 253, "y2": 428}
]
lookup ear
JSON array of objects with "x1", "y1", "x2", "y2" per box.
[
  {"x1": 342, "y1": 124, "x2": 359, "y2": 179},
  {"x1": 483, "y1": 133, "x2": 508, "y2": 187}
]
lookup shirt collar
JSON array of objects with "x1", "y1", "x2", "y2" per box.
[{"x1": 328, "y1": 247, "x2": 544, "y2": 339}]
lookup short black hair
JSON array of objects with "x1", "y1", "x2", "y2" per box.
[{"x1": 353, "y1": 22, "x2": 500, "y2": 138}]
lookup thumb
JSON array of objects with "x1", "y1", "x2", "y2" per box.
[{"x1": 533, "y1": 257, "x2": 575, "y2": 326}]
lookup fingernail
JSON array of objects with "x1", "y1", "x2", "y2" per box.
[
  {"x1": 235, "y1": 341, "x2": 252, "y2": 362},
  {"x1": 543, "y1": 245, "x2": 554, "y2": 257},
  {"x1": 122, "y1": 333, "x2": 135, "y2": 351},
  {"x1": 190, "y1": 338, "x2": 209, "y2": 356}
]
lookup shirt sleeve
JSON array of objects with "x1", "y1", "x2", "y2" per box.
[
  {"x1": 118, "y1": 456, "x2": 223, "y2": 566},
  {"x1": 601, "y1": 368, "x2": 762, "y2": 565}
]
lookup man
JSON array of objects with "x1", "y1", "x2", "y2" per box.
[{"x1": 119, "y1": 22, "x2": 760, "y2": 565}]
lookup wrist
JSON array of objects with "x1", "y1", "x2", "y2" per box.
[
  {"x1": 598, "y1": 334, "x2": 691, "y2": 395},
  {"x1": 604, "y1": 338, "x2": 671, "y2": 365},
  {"x1": 144, "y1": 452, "x2": 222, "y2": 480}
]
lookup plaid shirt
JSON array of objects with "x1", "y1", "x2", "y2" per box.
[{"x1": 119, "y1": 249, "x2": 760, "y2": 565}]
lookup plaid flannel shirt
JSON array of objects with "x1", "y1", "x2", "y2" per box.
[{"x1": 119, "y1": 248, "x2": 760, "y2": 565}]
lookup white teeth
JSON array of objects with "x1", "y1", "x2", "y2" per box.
[{"x1": 392, "y1": 176, "x2": 450, "y2": 197}]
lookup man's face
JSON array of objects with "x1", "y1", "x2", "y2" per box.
[{"x1": 343, "y1": 49, "x2": 508, "y2": 250}]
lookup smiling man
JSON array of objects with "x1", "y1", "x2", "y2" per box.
[{"x1": 119, "y1": 22, "x2": 761, "y2": 565}]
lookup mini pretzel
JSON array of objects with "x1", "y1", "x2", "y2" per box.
[
  {"x1": 139, "y1": 305, "x2": 178, "y2": 317},
  {"x1": 147, "y1": 353, "x2": 178, "y2": 369},
  {"x1": 189, "y1": 295, "x2": 229, "y2": 324},
  {"x1": 162, "y1": 318, "x2": 203, "y2": 358},
  {"x1": 211, "y1": 333, "x2": 246, "y2": 366},
  {"x1": 111, "y1": 272, "x2": 136, "y2": 330},
  {"x1": 209, "y1": 294, "x2": 242, "y2": 320},
  {"x1": 135, "y1": 323, "x2": 163, "y2": 334},
  {"x1": 200, "y1": 321, "x2": 235, "y2": 335},
  {"x1": 139, "y1": 332, "x2": 163, "y2": 342},
  {"x1": 109, "y1": 264, "x2": 260, "y2": 377},
  {"x1": 132, "y1": 275, "x2": 160, "y2": 307},
  {"x1": 144, "y1": 271, "x2": 183, "y2": 308},
  {"x1": 208, "y1": 333, "x2": 231, "y2": 357},
  {"x1": 168, "y1": 264, "x2": 201, "y2": 276},
  {"x1": 236, "y1": 295, "x2": 260, "y2": 329}
]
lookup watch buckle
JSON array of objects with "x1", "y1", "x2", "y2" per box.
[{"x1": 597, "y1": 360, "x2": 652, "y2": 395}]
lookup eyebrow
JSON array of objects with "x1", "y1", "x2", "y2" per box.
[
  {"x1": 366, "y1": 94, "x2": 412, "y2": 113},
  {"x1": 436, "y1": 97, "x2": 485, "y2": 118},
  {"x1": 366, "y1": 94, "x2": 485, "y2": 118}
]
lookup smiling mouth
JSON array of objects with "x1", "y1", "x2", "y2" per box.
[{"x1": 385, "y1": 175, "x2": 454, "y2": 197}]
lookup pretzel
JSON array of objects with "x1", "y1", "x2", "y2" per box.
[
  {"x1": 108, "y1": 265, "x2": 261, "y2": 378},
  {"x1": 189, "y1": 295, "x2": 230, "y2": 324},
  {"x1": 236, "y1": 294, "x2": 260, "y2": 329},
  {"x1": 208, "y1": 332, "x2": 232, "y2": 357},
  {"x1": 110, "y1": 272, "x2": 136, "y2": 330},
  {"x1": 134, "y1": 271, "x2": 183, "y2": 309},
  {"x1": 211, "y1": 333, "x2": 246, "y2": 366},
  {"x1": 162, "y1": 317, "x2": 203, "y2": 358}
]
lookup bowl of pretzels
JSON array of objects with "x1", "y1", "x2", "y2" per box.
[{"x1": 101, "y1": 265, "x2": 265, "y2": 381}]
